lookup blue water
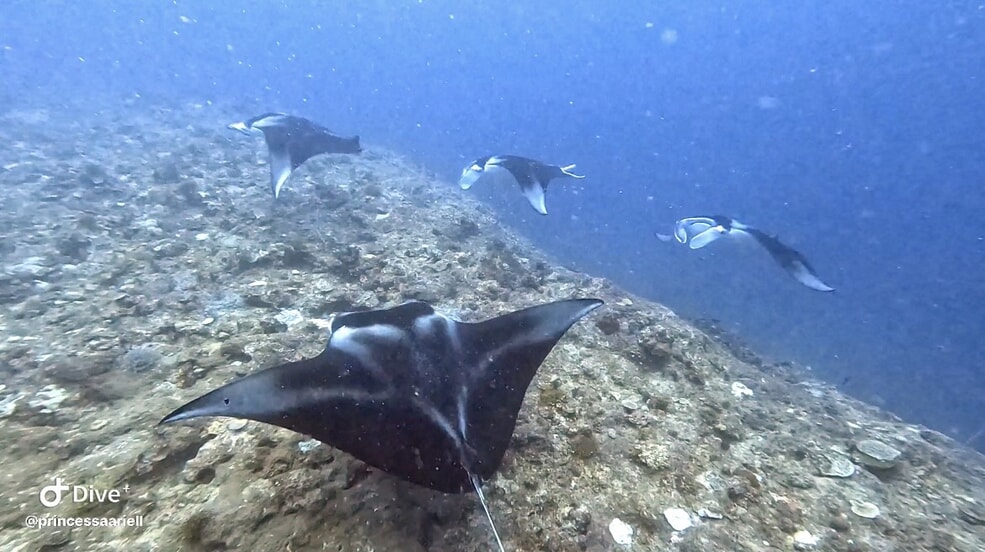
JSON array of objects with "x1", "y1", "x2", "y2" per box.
[{"x1": 3, "y1": 1, "x2": 983, "y2": 447}]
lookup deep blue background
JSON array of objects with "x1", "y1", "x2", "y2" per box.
[{"x1": 2, "y1": 1, "x2": 983, "y2": 447}]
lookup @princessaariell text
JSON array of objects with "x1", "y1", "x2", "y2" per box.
[{"x1": 33, "y1": 515, "x2": 144, "y2": 529}]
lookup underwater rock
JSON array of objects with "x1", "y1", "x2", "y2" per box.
[
  {"x1": 153, "y1": 160, "x2": 181, "y2": 183},
  {"x1": 313, "y1": 185, "x2": 351, "y2": 209},
  {"x1": 172, "y1": 360, "x2": 208, "y2": 390},
  {"x1": 697, "y1": 508, "x2": 723, "y2": 520},
  {"x1": 151, "y1": 240, "x2": 190, "y2": 259},
  {"x1": 10, "y1": 295, "x2": 48, "y2": 318},
  {"x1": 959, "y1": 503, "x2": 985, "y2": 526},
  {"x1": 236, "y1": 243, "x2": 317, "y2": 272},
  {"x1": 27, "y1": 384, "x2": 70, "y2": 413},
  {"x1": 636, "y1": 327, "x2": 674, "y2": 370},
  {"x1": 570, "y1": 430, "x2": 599, "y2": 460},
  {"x1": 829, "y1": 513, "x2": 852, "y2": 532},
  {"x1": 328, "y1": 244, "x2": 361, "y2": 279},
  {"x1": 227, "y1": 419, "x2": 247, "y2": 431},
  {"x1": 663, "y1": 507, "x2": 693, "y2": 531},
  {"x1": 218, "y1": 341, "x2": 252, "y2": 363},
  {"x1": 608, "y1": 518, "x2": 633, "y2": 546},
  {"x1": 400, "y1": 283, "x2": 443, "y2": 304},
  {"x1": 118, "y1": 344, "x2": 164, "y2": 373},
  {"x1": 594, "y1": 313, "x2": 621, "y2": 335},
  {"x1": 56, "y1": 233, "x2": 92, "y2": 262},
  {"x1": 297, "y1": 439, "x2": 321, "y2": 454},
  {"x1": 6, "y1": 256, "x2": 51, "y2": 280},
  {"x1": 447, "y1": 217, "x2": 481, "y2": 241},
  {"x1": 819, "y1": 454, "x2": 856, "y2": 478},
  {"x1": 177, "y1": 180, "x2": 204, "y2": 205},
  {"x1": 43, "y1": 355, "x2": 111, "y2": 383},
  {"x1": 243, "y1": 293, "x2": 276, "y2": 310},
  {"x1": 182, "y1": 435, "x2": 234, "y2": 486},
  {"x1": 632, "y1": 441, "x2": 672, "y2": 472},
  {"x1": 274, "y1": 309, "x2": 304, "y2": 328},
  {"x1": 0, "y1": 386, "x2": 26, "y2": 418},
  {"x1": 792, "y1": 529, "x2": 819, "y2": 550},
  {"x1": 35, "y1": 526, "x2": 72, "y2": 549},
  {"x1": 259, "y1": 319, "x2": 288, "y2": 334},
  {"x1": 730, "y1": 381, "x2": 754, "y2": 398},
  {"x1": 776, "y1": 499, "x2": 805, "y2": 533},
  {"x1": 78, "y1": 163, "x2": 109, "y2": 187}
]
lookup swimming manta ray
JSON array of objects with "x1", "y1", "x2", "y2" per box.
[
  {"x1": 228, "y1": 113, "x2": 361, "y2": 199},
  {"x1": 659, "y1": 215, "x2": 835, "y2": 292},
  {"x1": 459, "y1": 155, "x2": 585, "y2": 215},
  {"x1": 160, "y1": 298, "x2": 603, "y2": 551}
]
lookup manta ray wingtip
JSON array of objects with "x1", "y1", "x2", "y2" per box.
[
  {"x1": 158, "y1": 401, "x2": 209, "y2": 426},
  {"x1": 158, "y1": 409, "x2": 189, "y2": 426}
]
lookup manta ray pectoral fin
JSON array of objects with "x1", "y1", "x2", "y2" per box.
[
  {"x1": 673, "y1": 225, "x2": 689, "y2": 244},
  {"x1": 559, "y1": 164, "x2": 585, "y2": 179},
  {"x1": 159, "y1": 351, "x2": 387, "y2": 438},
  {"x1": 520, "y1": 180, "x2": 549, "y2": 215},
  {"x1": 459, "y1": 166, "x2": 484, "y2": 190},
  {"x1": 268, "y1": 147, "x2": 294, "y2": 199},
  {"x1": 745, "y1": 229, "x2": 835, "y2": 292},
  {"x1": 687, "y1": 226, "x2": 727, "y2": 249},
  {"x1": 460, "y1": 298, "x2": 603, "y2": 479},
  {"x1": 674, "y1": 217, "x2": 717, "y2": 245},
  {"x1": 159, "y1": 356, "x2": 325, "y2": 426},
  {"x1": 227, "y1": 121, "x2": 251, "y2": 134},
  {"x1": 250, "y1": 113, "x2": 290, "y2": 129},
  {"x1": 788, "y1": 261, "x2": 836, "y2": 292}
]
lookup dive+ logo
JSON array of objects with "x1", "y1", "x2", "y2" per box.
[{"x1": 38, "y1": 478, "x2": 129, "y2": 508}]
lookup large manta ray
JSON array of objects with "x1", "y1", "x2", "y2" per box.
[
  {"x1": 228, "y1": 112, "x2": 361, "y2": 198},
  {"x1": 161, "y1": 298, "x2": 603, "y2": 551},
  {"x1": 459, "y1": 155, "x2": 585, "y2": 215},
  {"x1": 658, "y1": 215, "x2": 835, "y2": 292}
]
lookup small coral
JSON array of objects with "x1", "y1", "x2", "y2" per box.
[{"x1": 118, "y1": 344, "x2": 163, "y2": 373}]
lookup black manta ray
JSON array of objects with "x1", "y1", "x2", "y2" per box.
[
  {"x1": 658, "y1": 215, "x2": 835, "y2": 292},
  {"x1": 459, "y1": 155, "x2": 585, "y2": 215},
  {"x1": 160, "y1": 298, "x2": 603, "y2": 551},
  {"x1": 228, "y1": 113, "x2": 361, "y2": 199}
]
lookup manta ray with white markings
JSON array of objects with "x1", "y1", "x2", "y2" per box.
[
  {"x1": 459, "y1": 155, "x2": 585, "y2": 215},
  {"x1": 228, "y1": 112, "x2": 361, "y2": 198},
  {"x1": 161, "y1": 298, "x2": 603, "y2": 551},
  {"x1": 658, "y1": 215, "x2": 835, "y2": 292}
]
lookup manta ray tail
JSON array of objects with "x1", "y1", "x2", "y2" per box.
[
  {"x1": 559, "y1": 164, "x2": 585, "y2": 179},
  {"x1": 470, "y1": 474, "x2": 505, "y2": 552}
]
